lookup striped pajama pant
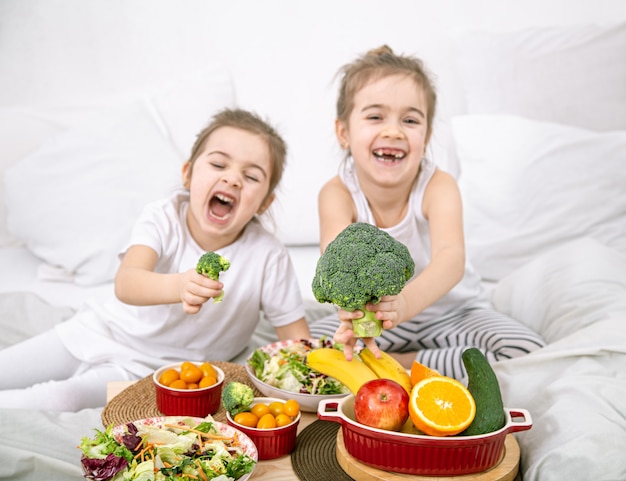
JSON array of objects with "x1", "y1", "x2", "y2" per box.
[{"x1": 309, "y1": 306, "x2": 546, "y2": 380}]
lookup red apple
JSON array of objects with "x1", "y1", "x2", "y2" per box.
[{"x1": 354, "y1": 378, "x2": 409, "y2": 431}]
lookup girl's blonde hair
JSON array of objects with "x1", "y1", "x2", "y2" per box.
[
  {"x1": 185, "y1": 108, "x2": 287, "y2": 207},
  {"x1": 336, "y1": 45, "x2": 437, "y2": 141}
]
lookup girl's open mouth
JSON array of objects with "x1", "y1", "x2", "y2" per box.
[{"x1": 209, "y1": 193, "x2": 235, "y2": 220}]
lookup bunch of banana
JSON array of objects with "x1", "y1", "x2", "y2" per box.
[
  {"x1": 306, "y1": 347, "x2": 412, "y2": 395},
  {"x1": 306, "y1": 348, "x2": 378, "y2": 395},
  {"x1": 359, "y1": 347, "x2": 412, "y2": 394}
]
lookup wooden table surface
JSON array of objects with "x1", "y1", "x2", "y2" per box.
[{"x1": 107, "y1": 381, "x2": 318, "y2": 480}]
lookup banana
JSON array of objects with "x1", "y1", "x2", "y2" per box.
[
  {"x1": 359, "y1": 348, "x2": 412, "y2": 394},
  {"x1": 306, "y1": 348, "x2": 378, "y2": 395}
]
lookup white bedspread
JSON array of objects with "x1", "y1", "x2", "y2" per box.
[
  {"x1": 0, "y1": 238, "x2": 625, "y2": 481},
  {"x1": 491, "y1": 238, "x2": 626, "y2": 481}
]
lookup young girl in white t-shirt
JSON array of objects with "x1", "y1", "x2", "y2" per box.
[{"x1": 0, "y1": 108, "x2": 310, "y2": 410}]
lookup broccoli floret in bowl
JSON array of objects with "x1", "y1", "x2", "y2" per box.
[
  {"x1": 311, "y1": 222, "x2": 415, "y2": 338},
  {"x1": 222, "y1": 381, "x2": 255, "y2": 416}
]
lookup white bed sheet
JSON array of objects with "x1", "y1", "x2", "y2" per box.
[{"x1": 0, "y1": 246, "x2": 110, "y2": 310}]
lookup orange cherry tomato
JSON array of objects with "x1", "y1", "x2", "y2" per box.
[
  {"x1": 199, "y1": 375, "x2": 217, "y2": 388},
  {"x1": 283, "y1": 399, "x2": 300, "y2": 418},
  {"x1": 233, "y1": 412, "x2": 259, "y2": 428},
  {"x1": 159, "y1": 369, "x2": 180, "y2": 387},
  {"x1": 268, "y1": 401, "x2": 284, "y2": 417},
  {"x1": 180, "y1": 365, "x2": 204, "y2": 384},
  {"x1": 180, "y1": 361, "x2": 198, "y2": 372},
  {"x1": 251, "y1": 403, "x2": 270, "y2": 418},
  {"x1": 275, "y1": 413, "x2": 293, "y2": 427},
  {"x1": 199, "y1": 362, "x2": 218, "y2": 379},
  {"x1": 256, "y1": 413, "x2": 277, "y2": 429},
  {"x1": 169, "y1": 379, "x2": 188, "y2": 390}
]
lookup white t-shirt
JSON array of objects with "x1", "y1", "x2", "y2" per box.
[{"x1": 56, "y1": 190, "x2": 304, "y2": 377}]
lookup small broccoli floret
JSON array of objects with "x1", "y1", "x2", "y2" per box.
[
  {"x1": 221, "y1": 381, "x2": 254, "y2": 416},
  {"x1": 196, "y1": 252, "x2": 230, "y2": 303},
  {"x1": 311, "y1": 222, "x2": 415, "y2": 338}
]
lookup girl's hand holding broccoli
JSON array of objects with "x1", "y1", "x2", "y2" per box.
[
  {"x1": 179, "y1": 251, "x2": 230, "y2": 314},
  {"x1": 178, "y1": 268, "x2": 224, "y2": 314},
  {"x1": 335, "y1": 293, "x2": 410, "y2": 360}
]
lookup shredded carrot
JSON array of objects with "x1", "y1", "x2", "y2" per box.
[
  {"x1": 133, "y1": 443, "x2": 155, "y2": 462},
  {"x1": 195, "y1": 459, "x2": 209, "y2": 481}
]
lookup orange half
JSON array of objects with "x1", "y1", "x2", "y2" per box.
[{"x1": 408, "y1": 376, "x2": 476, "y2": 436}]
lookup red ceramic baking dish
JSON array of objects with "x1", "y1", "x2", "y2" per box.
[{"x1": 318, "y1": 395, "x2": 532, "y2": 476}]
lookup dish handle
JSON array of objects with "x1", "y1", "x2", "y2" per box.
[
  {"x1": 317, "y1": 399, "x2": 345, "y2": 424},
  {"x1": 504, "y1": 408, "x2": 533, "y2": 434}
]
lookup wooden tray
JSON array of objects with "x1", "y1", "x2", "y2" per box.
[{"x1": 336, "y1": 430, "x2": 520, "y2": 481}]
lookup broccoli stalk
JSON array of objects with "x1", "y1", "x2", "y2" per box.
[
  {"x1": 221, "y1": 381, "x2": 255, "y2": 416},
  {"x1": 311, "y1": 222, "x2": 415, "y2": 338},
  {"x1": 196, "y1": 252, "x2": 230, "y2": 303}
]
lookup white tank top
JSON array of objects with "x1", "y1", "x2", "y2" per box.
[{"x1": 338, "y1": 157, "x2": 488, "y2": 320}]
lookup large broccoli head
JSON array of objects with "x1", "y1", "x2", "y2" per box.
[
  {"x1": 196, "y1": 252, "x2": 230, "y2": 303},
  {"x1": 311, "y1": 222, "x2": 415, "y2": 337}
]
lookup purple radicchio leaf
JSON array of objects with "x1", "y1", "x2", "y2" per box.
[
  {"x1": 81, "y1": 453, "x2": 128, "y2": 481},
  {"x1": 121, "y1": 423, "x2": 141, "y2": 451}
]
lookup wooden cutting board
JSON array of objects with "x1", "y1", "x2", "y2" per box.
[{"x1": 335, "y1": 431, "x2": 520, "y2": 481}]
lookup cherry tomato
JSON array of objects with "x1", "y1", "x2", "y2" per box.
[
  {"x1": 199, "y1": 375, "x2": 216, "y2": 388},
  {"x1": 233, "y1": 412, "x2": 259, "y2": 428},
  {"x1": 159, "y1": 369, "x2": 180, "y2": 387},
  {"x1": 251, "y1": 403, "x2": 270, "y2": 418},
  {"x1": 180, "y1": 361, "x2": 198, "y2": 372},
  {"x1": 199, "y1": 362, "x2": 218, "y2": 378},
  {"x1": 180, "y1": 365, "x2": 203, "y2": 384},
  {"x1": 169, "y1": 379, "x2": 188, "y2": 390},
  {"x1": 275, "y1": 413, "x2": 293, "y2": 427},
  {"x1": 256, "y1": 413, "x2": 277, "y2": 429},
  {"x1": 283, "y1": 399, "x2": 300, "y2": 418},
  {"x1": 268, "y1": 401, "x2": 284, "y2": 417}
]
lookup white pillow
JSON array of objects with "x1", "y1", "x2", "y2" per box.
[
  {"x1": 0, "y1": 63, "x2": 235, "y2": 249},
  {"x1": 4, "y1": 102, "x2": 182, "y2": 285},
  {"x1": 491, "y1": 237, "x2": 626, "y2": 343},
  {"x1": 453, "y1": 21, "x2": 626, "y2": 131},
  {"x1": 453, "y1": 114, "x2": 626, "y2": 282},
  {"x1": 0, "y1": 108, "x2": 67, "y2": 247}
]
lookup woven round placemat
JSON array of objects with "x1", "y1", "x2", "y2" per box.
[
  {"x1": 292, "y1": 420, "x2": 354, "y2": 481},
  {"x1": 101, "y1": 361, "x2": 261, "y2": 427}
]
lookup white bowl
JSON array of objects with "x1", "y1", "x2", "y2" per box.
[{"x1": 245, "y1": 339, "x2": 350, "y2": 413}]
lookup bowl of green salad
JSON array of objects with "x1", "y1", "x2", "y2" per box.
[{"x1": 245, "y1": 338, "x2": 351, "y2": 412}]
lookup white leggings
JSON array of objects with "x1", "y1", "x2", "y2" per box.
[
  {"x1": 310, "y1": 306, "x2": 546, "y2": 380},
  {"x1": 0, "y1": 329, "x2": 131, "y2": 411}
]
